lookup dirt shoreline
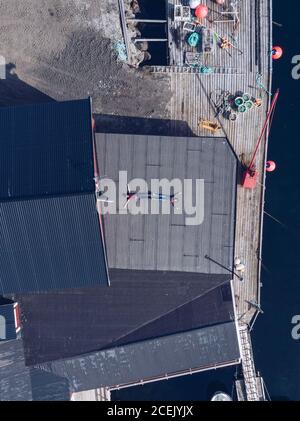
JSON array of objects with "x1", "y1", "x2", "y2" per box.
[{"x1": 0, "y1": 0, "x2": 171, "y2": 124}]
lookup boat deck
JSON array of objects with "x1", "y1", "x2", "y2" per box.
[{"x1": 147, "y1": 0, "x2": 273, "y2": 322}]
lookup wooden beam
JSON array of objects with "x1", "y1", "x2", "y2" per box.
[
  {"x1": 134, "y1": 38, "x2": 168, "y2": 42},
  {"x1": 126, "y1": 19, "x2": 167, "y2": 23}
]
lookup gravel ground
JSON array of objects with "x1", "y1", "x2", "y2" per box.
[{"x1": 0, "y1": 0, "x2": 170, "y2": 120}]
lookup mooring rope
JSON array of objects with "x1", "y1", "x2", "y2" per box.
[{"x1": 256, "y1": 73, "x2": 272, "y2": 96}]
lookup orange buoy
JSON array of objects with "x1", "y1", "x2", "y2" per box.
[
  {"x1": 266, "y1": 160, "x2": 276, "y2": 172},
  {"x1": 195, "y1": 4, "x2": 208, "y2": 19},
  {"x1": 272, "y1": 46, "x2": 283, "y2": 60}
]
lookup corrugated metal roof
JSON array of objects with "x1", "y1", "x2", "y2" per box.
[
  {"x1": 0, "y1": 99, "x2": 94, "y2": 201},
  {"x1": 0, "y1": 303, "x2": 16, "y2": 341},
  {"x1": 95, "y1": 134, "x2": 237, "y2": 275},
  {"x1": 0, "y1": 193, "x2": 108, "y2": 293},
  {"x1": 0, "y1": 99, "x2": 109, "y2": 293}
]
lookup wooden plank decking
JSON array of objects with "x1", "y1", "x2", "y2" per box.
[{"x1": 146, "y1": 0, "x2": 272, "y2": 322}]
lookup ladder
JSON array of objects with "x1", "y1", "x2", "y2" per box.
[{"x1": 239, "y1": 324, "x2": 260, "y2": 401}]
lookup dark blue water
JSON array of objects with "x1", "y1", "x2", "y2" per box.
[
  {"x1": 137, "y1": 0, "x2": 168, "y2": 65},
  {"x1": 252, "y1": 3, "x2": 300, "y2": 401},
  {"x1": 113, "y1": 366, "x2": 237, "y2": 401},
  {"x1": 114, "y1": 2, "x2": 300, "y2": 401}
]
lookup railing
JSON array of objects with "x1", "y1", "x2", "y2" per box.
[
  {"x1": 239, "y1": 324, "x2": 260, "y2": 401},
  {"x1": 148, "y1": 65, "x2": 244, "y2": 75}
]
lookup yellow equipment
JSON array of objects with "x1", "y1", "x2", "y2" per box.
[
  {"x1": 220, "y1": 37, "x2": 231, "y2": 49},
  {"x1": 253, "y1": 98, "x2": 263, "y2": 108},
  {"x1": 199, "y1": 119, "x2": 221, "y2": 133}
]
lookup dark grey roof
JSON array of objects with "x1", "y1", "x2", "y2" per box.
[
  {"x1": 0, "y1": 320, "x2": 239, "y2": 399},
  {"x1": 17, "y1": 272, "x2": 234, "y2": 365},
  {"x1": 0, "y1": 194, "x2": 108, "y2": 294},
  {"x1": 95, "y1": 134, "x2": 237, "y2": 275},
  {"x1": 2, "y1": 274, "x2": 240, "y2": 397},
  {"x1": 5, "y1": 131, "x2": 239, "y2": 393},
  {"x1": 0, "y1": 99, "x2": 95, "y2": 201},
  {"x1": 0, "y1": 126, "x2": 239, "y2": 395},
  {"x1": 0, "y1": 99, "x2": 109, "y2": 293},
  {"x1": 38, "y1": 321, "x2": 240, "y2": 391},
  {"x1": 0, "y1": 340, "x2": 70, "y2": 401},
  {"x1": 0, "y1": 340, "x2": 32, "y2": 401},
  {"x1": 0, "y1": 303, "x2": 16, "y2": 341}
]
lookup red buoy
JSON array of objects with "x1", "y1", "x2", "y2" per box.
[
  {"x1": 266, "y1": 160, "x2": 276, "y2": 172},
  {"x1": 272, "y1": 46, "x2": 283, "y2": 60},
  {"x1": 195, "y1": 4, "x2": 208, "y2": 19}
]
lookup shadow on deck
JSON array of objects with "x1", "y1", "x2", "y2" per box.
[
  {"x1": 0, "y1": 64, "x2": 195, "y2": 139},
  {"x1": 94, "y1": 113, "x2": 195, "y2": 137}
]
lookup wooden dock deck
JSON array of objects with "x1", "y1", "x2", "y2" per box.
[
  {"x1": 71, "y1": 387, "x2": 111, "y2": 401},
  {"x1": 145, "y1": 0, "x2": 273, "y2": 323}
]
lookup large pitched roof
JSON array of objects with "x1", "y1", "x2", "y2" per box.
[
  {"x1": 17, "y1": 270, "x2": 238, "y2": 381},
  {"x1": 0, "y1": 116, "x2": 239, "y2": 396},
  {"x1": 9, "y1": 130, "x2": 239, "y2": 394},
  {"x1": 39, "y1": 320, "x2": 240, "y2": 391},
  {"x1": 95, "y1": 133, "x2": 237, "y2": 275},
  {"x1": 0, "y1": 99, "x2": 109, "y2": 293},
  {"x1": 0, "y1": 314, "x2": 240, "y2": 400}
]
